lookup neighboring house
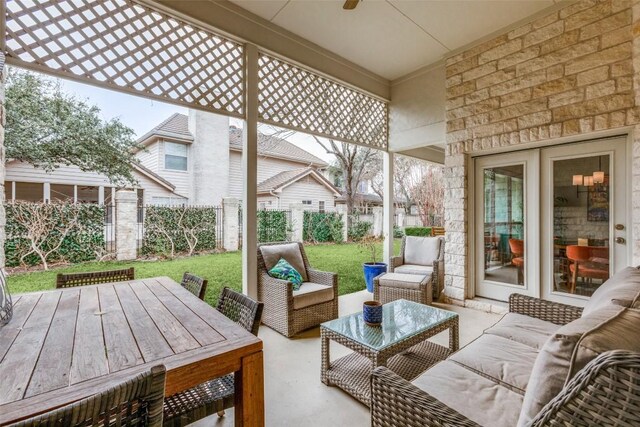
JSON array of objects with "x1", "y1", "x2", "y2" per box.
[{"x1": 4, "y1": 110, "x2": 340, "y2": 210}]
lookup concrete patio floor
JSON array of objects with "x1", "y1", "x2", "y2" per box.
[{"x1": 195, "y1": 290, "x2": 502, "y2": 427}]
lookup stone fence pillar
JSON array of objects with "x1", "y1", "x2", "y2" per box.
[
  {"x1": 115, "y1": 189, "x2": 138, "y2": 261},
  {"x1": 372, "y1": 206, "x2": 383, "y2": 237},
  {"x1": 336, "y1": 204, "x2": 349, "y2": 242},
  {"x1": 395, "y1": 209, "x2": 405, "y2": 230},
  {"x1": 290, "y1": 203, "x2": 305, "y2": 242},
  {"x1": 223, "y1": 197, "x2": 239, "y2": 251}
]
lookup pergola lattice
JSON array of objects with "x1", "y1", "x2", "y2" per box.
[
  {"x1": 258, "y1": 54, "x2": 388, "y2": 149},
  {"x1": 3, "y1": 0, "x2": 387, "y2": 149},
  {"x1": 4, "y1": 0, "x2": 245, "y2": 117}
]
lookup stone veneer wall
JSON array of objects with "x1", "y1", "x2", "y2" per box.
[{"x1": 443, "y1": 0, "x2": 640, "y2": 304}]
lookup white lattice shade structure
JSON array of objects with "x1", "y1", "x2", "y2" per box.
[
  {"x1": 258, "y1": 54, "x2": 388, "y2": 150},
  {"x1": 3, "y1": 0, "x2": 388, "y2": 150},
  {"x1": 4, "y1": 0, "x2": 245, "y2": 117}
]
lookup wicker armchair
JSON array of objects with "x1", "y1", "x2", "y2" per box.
[
  {"x1": 163, "y1": 287, "x2": 263, "y2": 426},
  {"x1": 56, "y1": 267, "x2": 135, "y2": 288},
  {"x1": 257, "y1": 242, "x2": 338, "y2": 337},
  {"x1": 180, "y1": 272, "x2": 208, "y2": 300},
  {"x1": 390, "y1": 236, "x2": 444, "y2": 301},
  {"x1": 9, "y1": 365, "x2": 166, "y2": 427},
  {"x1": 370, "y1": 294, "x2": 640, "y2": 427}
]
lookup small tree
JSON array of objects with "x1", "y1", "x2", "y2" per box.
[{"x1": 5, "y1": 69, "x2": 140, "y2": 185}]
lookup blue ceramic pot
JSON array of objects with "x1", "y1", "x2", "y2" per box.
[
  {"x1": 363, "y1": 262, "x2": 387, "y2": 293},
  {"x1": 363, "y1": 301, "x2": 383, "y2": 326}
]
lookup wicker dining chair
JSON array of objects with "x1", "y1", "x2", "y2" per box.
[
  {"x1": 56, "y1": 267, "x2": 135, "y2": 288},
  {"x1": 8, "y1": 365, "x2": 166, "y2": 427},
  {"x1": 180, "y1": 272, "x2": 208, "y2": 300},
  {"x1": 162, "y1": 287, "x2": 263, "y2": 426}
]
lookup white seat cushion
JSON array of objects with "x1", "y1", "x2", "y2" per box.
[
  {"x1": 449, "y1": 334, "x2": 538, "y2": 393},
  {"x1": 404, "y1": 236, "x2": 440, "y2": 266},
  {"x1": 582, "y1": 266, "x2": 640, "y2": 316},
  {"x1": 394, "y1": 264, "x2": 433, "y2": 276},
  {"x1": 412, "y1": 361, "x2": 523, "y2": 427},
  {"x1": 292, "y1": 282, "x2": 334, "y2": 310},
  {"x1": 378, "y1": 272, "x2": 428, "y2": 290},
  {"x1": 484, "y1": 313, "x2": 559, "y2": 350}
]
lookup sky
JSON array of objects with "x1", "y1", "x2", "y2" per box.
[{"x1": 58, "y1": 77, "x2": 336, "y2": 163}]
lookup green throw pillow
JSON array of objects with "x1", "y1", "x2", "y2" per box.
[{"x1": 268, "y1": 258, "x2": 303, "y2": 290}]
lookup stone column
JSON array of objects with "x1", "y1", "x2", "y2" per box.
[
  {"x1": 115, "y1": 189, "x2": 138, "y2": 261},
  {"x1": 0, "y1": 57, "x2": 6, "y2": 269},
  {"x1": 289, "y1": 203, "x2": 304, "y2": 242},
  {"x1": 336, "y1": 204, "x2": 349, "y2": 242},
  {"x1": 372, "y1": 206, "x2": 383, "y2": 237},
  {"x1": 223, "y1": 197, "x2": 240, "y2": 251}
]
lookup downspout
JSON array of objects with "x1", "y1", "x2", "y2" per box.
[{"x1": 269, "y1": 190, "x2": 280, "y2": 209}]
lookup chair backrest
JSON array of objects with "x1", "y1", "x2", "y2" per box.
[
  {"x1": 180, "y1": 272, "x2": 208, "y2": 300},
  {"x1": 9, "y1": 365, "x2": 166, "y2": 427},
  {"x1": 431, "y1": 226, "x2": 445, "y2": 236},
  {"x1": 509, "y1": 239, "x2": 524, "y2": 257},
  {"x1": 566, "y1": 245, "x2": 609, "y2": 263},
  {"x1": 257, "y1": 242, "x2": 309, "y2": 282},
  {"x1": 402, "y1": 236, "x2": 443, "y2": 266},
  {"x1": 56, "y1": 267, "x2": 135, "y2": 288},
  {"x1": 216, "y1": 287, "x2": 264, "y2": 336}
]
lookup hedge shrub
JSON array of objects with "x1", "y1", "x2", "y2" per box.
[
  {"x1": 348, "y1": 219, "x2": 372, "y2": 241},
  {"x1": 257, "y1": 210, "x2": 290, "y2": 243},
  {"x1": 141, "y1": 205, "x2": 218, "y2": 256},
  {"x1": 393, "y1": 226, "x2": 404, "y2": 238},
  {"x1": 303, "y1": 212, "x2": 344, "y2": 243},
  {"x1": 404, "y1": 226, "x2": 432, "y2": 237},
  {"x1": 5, "y1": 202, "x2": 105, "y2": 267}
]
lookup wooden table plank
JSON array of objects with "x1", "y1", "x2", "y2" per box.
[
  {"x1": 70, "y1": 287, "x2": 109, "y2": 385},
  {"x1": 157, "y1": 277, "x2": 247, "y2": 341},
  {"x1": 0, "y1": 291, "x2": 60, "y2": 404},
  {"x1": 130, "y1": 281, "x2": 200, "y2": 354},
  {"x1": 115, "y1": 283, "x2": 174, "y2": 361},
  {"x1": 145, "y1": 279, "x2": 225, "y2": 347},
  {"x1": 25, "y1": 289, "x2": 80, "y2": 397},
  {"x1": 98, "y1": 284, "x2": 144, "y2": 372},
  {"x1": 0, "y1": 293, "x2": 40, "y2": 362}
]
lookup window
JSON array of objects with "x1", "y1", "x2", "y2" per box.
[
  {"x1": 358, "y1": 181, "x2": 367, "y2": 193},
  {"x1": 302, "y1": 200, "x2": 312, "y2": 206},
  {"x1": 319, "y1": 201, "x2": 325, "y2": 213},
  {"x1": 165, "y1": 142, "x2": 187, "y2": 171}
]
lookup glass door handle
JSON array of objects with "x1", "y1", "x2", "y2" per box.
[{"x1": 616, "y1": 237, "x2": 626, "y2": 244}]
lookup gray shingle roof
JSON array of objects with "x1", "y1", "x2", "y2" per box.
[
  {"x1": 257, "y1": 167, "x2": 340, "y2": 195},
  {"x1": 228, "y1": 126, "x2": 328, "y2": 167},
  {"x1": 137, "y1": 113, "x2": 194, "y2": 145}
]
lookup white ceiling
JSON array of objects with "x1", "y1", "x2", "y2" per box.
[{"x1": 229, "y1": 0, "x2": 559, "y2": 80}]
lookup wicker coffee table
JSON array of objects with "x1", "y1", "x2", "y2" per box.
[{"x1": 320, "y1": 299, "x2": 458, "y2": 406}]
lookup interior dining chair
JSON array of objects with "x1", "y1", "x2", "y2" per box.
[
  {"x1": 508, "y1": 238, "x2": 525, "y2": 285},
  {"x1": 162, "y1": 287, "x2": 264, "y2": 426},
  {"x1": 180, "y1": 272, "x2": 208, "y2": 300},
  {"x1": 566, "y1": 245, "x2": 610, "y2": 294},
  {"x1": 8, "y1": 366, "x2": 166, "y2": 427}
]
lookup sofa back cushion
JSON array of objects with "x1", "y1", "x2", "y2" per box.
[
  {"x1": 518, "y1": 305, "x2": 640, "y2": 426},
  {"x1": 404, "y1": 236, "x2": 441, "y2": 266},
  {"x1": 582, "y1": 266, "x2": 640, "y2": 316},
  {"x1": 260, "y1": 243, "x2": 308, "y2": 282}
]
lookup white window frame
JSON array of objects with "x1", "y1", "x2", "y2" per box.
[{"x1": 164, "y1": 142, "x2": 188, "y2": 172}]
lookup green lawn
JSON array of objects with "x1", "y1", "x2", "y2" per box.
[{"x1": 7, "y1": 241, "x2": 400, "y2": 307}]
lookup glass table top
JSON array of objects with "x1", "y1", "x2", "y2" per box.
[{"x1": 321, "y1": 299, "x2": 458, "y2": 351}]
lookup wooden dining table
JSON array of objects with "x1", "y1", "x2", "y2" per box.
[{"x1": 0, "y1": 276, "x2": 264, "y2": 426}]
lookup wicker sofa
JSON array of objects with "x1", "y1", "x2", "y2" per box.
[
  {"x1": 390, "y1": 236, "x2": 444, "y2": 301},
  {"x1": 257, "y1": 242, "x2": 339, "y2": 337},
  {"x1": 371, "y1": 266, "x2": 640, "y2": 427}
]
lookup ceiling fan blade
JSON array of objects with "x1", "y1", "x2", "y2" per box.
[{"x1": 343, "y1": 0, "x2": 359, "y2": 10}]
